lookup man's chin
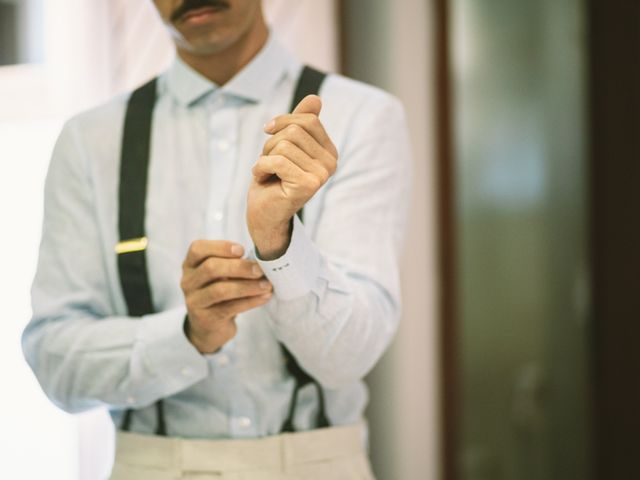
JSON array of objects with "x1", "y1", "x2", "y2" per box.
[{"x1": 175, "y1": 32, "x2": 233, "y2": 56}]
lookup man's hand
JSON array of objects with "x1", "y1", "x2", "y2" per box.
[
  {"x1": 180, "y1": 240, "x2": 273, "y2": 354},
  {"x1": 246, "y1": 94, "x2": 338, "y2": 260}
]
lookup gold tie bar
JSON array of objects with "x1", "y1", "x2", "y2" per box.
[{"x1": 115, "y1": 236, "x2": 148, "y2": 254}]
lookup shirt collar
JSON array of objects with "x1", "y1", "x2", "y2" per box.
[{"x1": 164, "y1": 32, "x2": 299, "y2": 107}]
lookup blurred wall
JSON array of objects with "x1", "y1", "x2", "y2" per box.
[{"x1": 341, "y1": 1, "x2": 440, "y2": 480}]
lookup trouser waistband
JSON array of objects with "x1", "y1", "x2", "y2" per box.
[{"x1": 115, "y1": 423, "x2": 367, "y2": 473}]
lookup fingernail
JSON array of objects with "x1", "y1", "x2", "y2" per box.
[
  {"x1": 252, "y1": 265, "x2": 262, "y2": 276},
  {"x1": 264, "y1": 119, "x2": 275, "y2": 132},
  {"x1": 231, "y1": 244, "x2": 244, "y2": 256},
  {"x1": 261, "y1": 292, "x2": 273, "y2": 299},
  {"x1": 260, "y1": 280, "x2": 270, "y2": 289}
]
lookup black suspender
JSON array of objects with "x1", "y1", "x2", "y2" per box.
[
  {"x1": 117, "y1": 77, "x2": 157, "y2": 318},
  {"x1": 289, "y1": 65, "x2": 325, "y2": 113},
  {"x1": 117, "y1": 77, "x2": 165, "y2": 435},
  {"x1": 117, "y1": 66, "x2": 329, "y2": 436},
  {"x1": 280, "y1": 65, "x2": 330, "y2": 433}
]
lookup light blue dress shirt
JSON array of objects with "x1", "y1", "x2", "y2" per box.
[{"x1": 23, "y1": 34, "x2": 412, "y2": 439}]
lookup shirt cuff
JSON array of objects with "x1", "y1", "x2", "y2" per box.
[
  {"x1": 135, "y1": 306, "x2": 209, "y2": 392},
  {"x1": 255, "y1": 215, "x2": 321, "y2": 301}
]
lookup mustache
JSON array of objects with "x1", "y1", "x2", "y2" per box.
[{"x1": 170, "y1": 0, "x2": 230, "y2": 22}]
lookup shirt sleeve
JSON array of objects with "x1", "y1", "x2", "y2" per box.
[
  {"x1": 255, "y1": 94, "x2": 413, "y2": 389},
  {"x1": 255, "y1": 215, "x2": 321, "y2": 300},
  {"x1": 22, "y1": 118, "x2": 208, "y2": 414}
]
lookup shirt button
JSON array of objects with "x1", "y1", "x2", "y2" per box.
[
  {"x1": 217, "y1": 140, "x2": 230, "y2": 152},
  {"x1": 126, "y1": 396, "x2": 135, "y2": 405},
  {"x1": 181, "y1": 367, "x2": 193, "y2": 377},
  {"x1": 212, "y1": 211, "x2": 224, "y2": 221},
  {"x1": 238, "y1": 417, "x2": 251, "y2": 428},
  {"x1": 217, "y1": 354, "x2": 229, "y2": 366}
]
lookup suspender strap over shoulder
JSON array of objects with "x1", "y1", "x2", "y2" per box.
[
  {"x1": 280, "y1": 66, "x2": 330, "y2": 432},
  {"x1": 117, "y1": 66, "x2": 329, "y2": 437},
  {"x1": 289, "y1": 65, "x2": 326, "y2": 113},
  {"x1": 117, "y1": 77, "x2": 157, "y2": 318},
  {"x1": 117, "y1": 77, "x2": 166, "y2": 436}
]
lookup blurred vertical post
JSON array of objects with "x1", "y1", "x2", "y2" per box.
[
  {"x1": 340, "y1": 1, "x2": 440, "y2": 480},
  {"x1": 447, "y1": 0, "x2": 592, "y2": 479},
  {"x1": 589, "y1": 1, "x2": 640, "y2": 479}
]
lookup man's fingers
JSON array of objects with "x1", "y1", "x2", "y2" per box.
[
  {"x1": 252, "y1": 154, "x2": 306, "y2": 185},
  {"x1": 263, "y1": 96, "x2": 337, "y2": 158},
  {"x1": 292, "y1": 94, "x2": 322, "y2": 116},
  {"x1": 184, "y1": 239, "x2": 245, "y2": 268},
  {"x1": 267, "y1": 140, "x2": 330, "y2": 181},
  {"x1": 183, "y1": 257, "x2": 264, "y2": 291},
  {"x1": 211, "y1": 292, "x2": 273, "y2": 319},
  {"x1": 265, "y1": 114, "x2": 336, "y2": 157},
  {"x1": 188, "y1": 279, "x2": 273, "y2": 309},
  {"x1": 262, "y1": 123, "x2": 326, "y2": 160},
  {"x1": 186, "y1": 292, "x2": 273, "y2": 350}
]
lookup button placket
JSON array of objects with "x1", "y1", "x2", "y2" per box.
[{"x1": 205, "y1": 100, "x2": 237, "y2": 238}]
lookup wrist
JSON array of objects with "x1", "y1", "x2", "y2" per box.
[
  {"x1": 251, "y1": 219, "x2": 292, "y2": 260},
  {"x1": 183, "y1": 315, "x2": 229, "y2": 354}
]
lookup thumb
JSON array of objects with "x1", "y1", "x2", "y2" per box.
[{"x1": 292, "y1": 94, "x2": 322, "y2": 116}]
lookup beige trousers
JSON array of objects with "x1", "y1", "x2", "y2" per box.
[{"x1": 110, "y1": 423, "x2": 375, "y2": 480}]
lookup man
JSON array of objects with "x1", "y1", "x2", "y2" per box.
[{"x1": 23, "y1": 0, "x2": 411, "y2": 478}]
